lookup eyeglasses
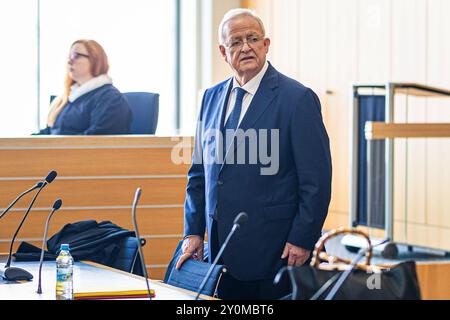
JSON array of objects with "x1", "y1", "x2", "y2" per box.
[
  {"x1": 69, "y1": 52, "x2": 89, "y2": 60},
  {"x1": 225, "y1": 34, "x2": 264, "y2": 51}
]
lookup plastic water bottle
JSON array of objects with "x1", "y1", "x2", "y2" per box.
[{"x1": 56, "y1": 243, "x2": 73, "y2": 300}]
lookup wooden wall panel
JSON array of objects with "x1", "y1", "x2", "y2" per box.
[
  {"x1": 0, "y1": 136, "x2": 191, "y2": 281},
  {"x1": 0, "y1": 148, "x2": 189, "y2": 177},
  {"x1": 144, "y1": 238, "x2": 182, "y2": 265},
  {"x1": 149, "y1": 268, "x2": 167, "y2": 280},
  {"x1": 357, "y1": 0, "x2": 391, "y2": 82},
  {"x1": 391, "y1": 0, "x2": 428, "y2": 233},
  {"x1": 426, "y1": 0, "x2": 450, "y2": 230},
  {"x1": 394, "y1": 222, "x2": 450, "y2": 250},
  {"x1": 251, "y1": 0, "x2": 450, "y2": 251},
  {"x1": 0, "y1": 135, "x2": 191, "y2": 148},
  {"x1": 325, "y1": 0, "x2": 358, "y2": 225},
  {"x1": 269, "y1": 0, "x2": 300, "y2": 81},
  {"x1": 298, "y1": 0, "x2": 328, "y2": 100},
  {"x1": 0, "y1": 178, "x2": 187, "y2": 208},
  {"x1": 391, "y1": 0, "x2": 427, "y2": 83},
  {"x1": 425, "y1": 136, "x2": 450, "y2": 228},
  {"x1": 393, "y1": 219, "x2": 406, "y2": 243},
  {"x1": 416, "y1": 261, "x2": 450, "y2": 300},
  {"x1": 0, "y1": 241, "x2": 29, "y2": 254},
  {"x1": 323, "y1": 212, "x2": 349, "y2": 232},
  {"x1": 0, "y1": 208, "x2": 184, "y2": 240}
]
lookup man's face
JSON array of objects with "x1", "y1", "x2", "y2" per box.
[{"x1": 220, "y1": 16, "x2": 270, "y2": 84}]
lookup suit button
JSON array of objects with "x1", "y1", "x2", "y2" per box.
[{"x1": 217, "y1": 180, "x2": 224, "y2": 185}]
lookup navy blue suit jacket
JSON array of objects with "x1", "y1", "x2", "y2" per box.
[
  {"x1": 184, "y1": 63, "x2": 332, "y2": 281},
  {"x1": 39, "y1": 84, "x2": 131, "y2": 135}
]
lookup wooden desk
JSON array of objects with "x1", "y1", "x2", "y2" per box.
[
  {"x1": 0, "y1": 255, "x2": 213, "y2": 300},
  {"x1": 0, "y1": 135, "x2": 193, "y2": 280}
]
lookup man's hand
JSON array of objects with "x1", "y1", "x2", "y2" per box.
[
  {"x1": 281, "y1": 242, "x2": 311, "y2": 266},
  {"x1": 175, "y1": 235, "x2": 204, "y2": 269}
]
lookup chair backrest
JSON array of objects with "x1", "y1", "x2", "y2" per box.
[
  {"x1": 123, "y1": 92, "x2": 159, "y2": 134},
  {"x1": 110, "y1": 237, "x2": 146, "y2": 276},
  {"x1": 51, "y1": 92, "x2": 159, "y2": 134},
  {"x1": 163, "y1": 240, "x2": 226, "y2": 298}
]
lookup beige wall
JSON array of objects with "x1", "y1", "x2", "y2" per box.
[
  {"x1": 245, "y1": 0, "x2": 450, "y2": 250},
  {"x1": 201, "y1": 0, "x2": 241, "y2": 86}
]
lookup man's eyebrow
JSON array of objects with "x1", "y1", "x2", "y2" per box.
[{"x1": 230, "y1": 32, "x2": 259, "y2": 39}]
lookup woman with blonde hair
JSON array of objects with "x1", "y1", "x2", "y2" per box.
[{"x1": 39, "y1": 39, "x2": 131, "y2": 134}]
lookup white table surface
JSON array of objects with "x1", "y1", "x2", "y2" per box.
[{"x1": 0, "y1": 257, "x2": 208, "y2": 300}]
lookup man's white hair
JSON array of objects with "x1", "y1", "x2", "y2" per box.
[{"x1": 218, "y1": 8, "x2": 266, "y2": 45}]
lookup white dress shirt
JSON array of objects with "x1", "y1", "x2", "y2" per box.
[{"x1": 223, "y1": 60, "x2": 269, "y2": 126}]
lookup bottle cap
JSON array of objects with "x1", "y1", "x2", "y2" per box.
[{"x1": 60, "y1": 243, "x2": 70, "y2": 251}]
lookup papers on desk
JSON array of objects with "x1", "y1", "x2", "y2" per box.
[{"x1": 74, "y1": 289, "x2": 155, "y2": 300}]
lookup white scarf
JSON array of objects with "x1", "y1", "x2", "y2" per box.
[{"x1": 68, "y1": 74, "x2": 113, "y2": 102}]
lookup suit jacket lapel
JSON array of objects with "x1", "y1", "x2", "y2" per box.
[
  {"x1": 209, "y1": 79, "x2": 233, "y2": 175},
  {"x1": 220, "y1": 63, "x2": 279, "y2": 172},
  {"x1": 216, "y1": 79, "x2": 234, "y2": 131},
  {"x1": 238, "y1": 65, "x2": 278, "y2": 132}
]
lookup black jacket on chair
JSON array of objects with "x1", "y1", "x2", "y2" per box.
[{"x1": 14, "y1": 220, "x2": 142, "y2": 275}]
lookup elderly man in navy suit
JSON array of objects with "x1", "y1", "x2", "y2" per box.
[{"x1": 176, "y1": 8, "x2": 332, "y2": 299}]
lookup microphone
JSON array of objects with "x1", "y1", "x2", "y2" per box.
[
  {"x1": 195, "y1": 212, "x2": 248, "y2": 300},
  {"x1": 274, "y1": 238, "x2": 390, "y2": 300},
  {"x1": 37, "y1": 199, "x2": 62, "y2": 294},
  {"x1": 0, "y1": 182, "x2": 44, "y2": 220},
  {"x1": 44, "y1": 170, "x2": 57, "y2": 184},
  {"x1": 131, "y1": 188, "x2": 153, "y2": 300},
  {"x1": 0, "y1": 170, "x2": 57, "y2": 281}
]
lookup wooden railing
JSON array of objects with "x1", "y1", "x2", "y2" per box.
[{"x1": 365, "y1": 122, "x2": 450, "y2": 140}]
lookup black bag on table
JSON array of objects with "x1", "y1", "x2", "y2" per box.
[{"x1": 275, "y1": 228, "x2": 421, "y2": 300}]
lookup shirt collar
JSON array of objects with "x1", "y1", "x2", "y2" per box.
[
  {"x1": 69, "y1": 74, "x2": 113, "y2": 102},
  {"x1": 232, "y1": 60, "x2": 269, "y2": 95}
]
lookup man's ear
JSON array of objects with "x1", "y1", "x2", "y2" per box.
[
  {"x1": 219, "y1": 45, "x2": 228, "y2": 62},
  {"x1": 263, "y1": 37, "x2": 271, "y2": 53}
]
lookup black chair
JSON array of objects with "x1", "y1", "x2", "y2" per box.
[
  {"x1": 123, "y1": 92, "x2": 159, "y2": 134},
  {"x1": 163, "y1": 240, "x2": 227, "y2": 298},
  {"x1": 110, "y1": 237, "x2": 147, "y2": 276}
]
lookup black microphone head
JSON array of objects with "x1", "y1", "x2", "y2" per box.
[
  {"x1": 45, "y1": 171, "x2": 57, "y2": 184},
  {"x1": 233, "y1": 212, "x2": 248, "y2": 227},
  {"x1": 52, "y1": 199, "x2": 63, "y2": 210}
]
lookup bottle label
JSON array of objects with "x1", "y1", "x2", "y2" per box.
[{"x1": 57, "y1": 269, "x2": 73, "y2": 282}]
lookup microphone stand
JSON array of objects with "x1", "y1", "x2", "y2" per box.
[
  {"x1": 0, "y1": 182, "x2": 43, "y2": 220},
  {"x1": 37, "y1": 199, "x2": 62, "y2": 294},
  {"x1": 195, "y1": 212, "x2": 248, "y2": 300},
  {"x1": 131, "y1": 188, "x2": 153, "y2": 300},
  {"x1": 1, "y1": 171, "x2": 57, "y2": 281},
  {"x1": 321, "y1": 238, "x2": 390, "y2": 300},
  {"x1": 273, "y1": 266, "x2": 298, "y2": 300},
  {"x1": 275, "y1": 238, "x2": 391, "y2": 300},
  {"x1": 5, "y1": 185, "x2": 46, "y2": 269}
]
